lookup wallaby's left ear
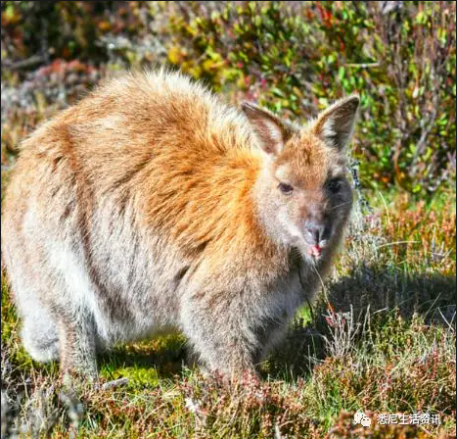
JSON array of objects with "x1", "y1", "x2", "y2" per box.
[
  {"x1": 313, "y1": 95, "x2": 360, "y2": 150},
  {"x1": 242, "y1": 102, "x2": 293, "y2": 156}
]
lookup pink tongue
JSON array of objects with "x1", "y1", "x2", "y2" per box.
[{"x1": 309, "y1": 245, "x2": 322, "y2": 257}]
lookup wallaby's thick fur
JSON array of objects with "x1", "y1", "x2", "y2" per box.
[{"x1": 2, "y1": 71, "x2": 359, "y2": 380}]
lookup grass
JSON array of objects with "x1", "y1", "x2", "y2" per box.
[
  {"x1": 1, "y1": 176, "x2": 455, "y2": 438},
  {"x1": 1, "y1": 36, "x2": 456, "y2": 436},
  {"x1": 1, "y1": 2, "x2": 455, "y2": 435}
]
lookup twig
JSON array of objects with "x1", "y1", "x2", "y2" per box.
[
  {"x1": 101, "y1": 377, "x2": 129, "y2": 390},
  {"x1": 376, "y1": 240, "x2": 420, "y2": 249},
  {"x1": 2, "y1": 55, "x2": 46, "y2": 71},
  {"x1": 346, "y1": 62, "x2": 381, "y2": 68},
  {"x1": 438, "y1": 308, "x2": 456, "y2": 333}
]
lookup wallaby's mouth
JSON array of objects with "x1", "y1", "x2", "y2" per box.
[
  {"x1": 308, "y1": 244, "x2": 323, "y2": 259},
  {"x1": 293, "y1": 235, "x2": 329, "y2": 262},
  {"x1": 304, "y1": 237, "x2": 330, "y2": 261}
]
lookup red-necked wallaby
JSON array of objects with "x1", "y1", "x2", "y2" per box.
[{"x1": 2, "y1": 71, "x2": 359, "y2": 380}]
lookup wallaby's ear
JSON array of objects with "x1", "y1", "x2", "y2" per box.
[
  {"x1": 242, "y1": 102, "x2": 292, "y2": 156},
  {"x1": 313, "y1": 95, "x2": 360, "y2": 150}
]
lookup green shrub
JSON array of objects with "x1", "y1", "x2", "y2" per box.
[
  {"x1": 1, "y1": 1, "x2": 155, "y2": 62},
  {"x1": 1, "y1": 1, "x2": 456, "y2": 195},
  {"x1": 164, "y1": 1, "x2": 456, "y2": 195}
]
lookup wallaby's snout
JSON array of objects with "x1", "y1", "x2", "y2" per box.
[
  {"x1": 299, "y1": 194, "x2": 331, "y2": 247},
  {"x1": 303, "y1": 219, "x2": 329, "y2": 247}
]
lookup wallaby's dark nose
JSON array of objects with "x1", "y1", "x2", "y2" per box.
[{"x1": 304, "y1": 221, "x2": 327, "y2": 245}]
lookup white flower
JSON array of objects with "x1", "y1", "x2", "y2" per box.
[{"x1": 185, "y1": 398, "x2": 200, "y2": 414}]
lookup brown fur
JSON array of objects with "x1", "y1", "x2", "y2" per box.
[{"x1": 2, "y1": 71, "x2": 359, "y2": 379}]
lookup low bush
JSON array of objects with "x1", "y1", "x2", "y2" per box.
[{"x1": 2, "y1": 1, "x2": 456, "y2": 195}]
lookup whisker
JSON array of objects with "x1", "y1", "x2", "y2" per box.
[{"x1": 329, "y1": 201, "x2": 352, "y2": 212}]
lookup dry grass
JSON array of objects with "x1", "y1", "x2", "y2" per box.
[
  {"x1": 1, "y1": 62, "x2": 455, "y2": 439},
  {"x1": 1, "y1": 172, "x2": 455, "y2": 438}
]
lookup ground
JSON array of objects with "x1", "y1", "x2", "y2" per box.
[
  {"x1": 1, "y1": 2, "x2": 456, "y2": 437},
  {"x1": 1, "y1": 176, "x2": 455, "y2": 438}
]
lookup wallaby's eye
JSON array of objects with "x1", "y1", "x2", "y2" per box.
[
  {"x1": 327, "y1": 178, "x2": 342, "y2": 194},
  {"x1": 278, "y1": 182, "x2": 294, "y2": 195}
]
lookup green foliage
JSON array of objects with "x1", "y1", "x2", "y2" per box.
[
  {"x1": 2, "y1": 1, "x2": 455, "y2": 195},
  {"x1": 1, "y1": 1, "x2": 155, "y2": 61},
  {"x1": 164, "y1": 2, "x2": 456, "y2": 195},
  {"x1": 1, "y1": 272, "x2": 16, "y2": 344}
]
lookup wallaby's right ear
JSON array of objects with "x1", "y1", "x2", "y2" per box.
[
  {"x1": 242, "y1": 102, "x2": 293, "y2": 156},
  {"x1": 312, "y1": 95, "x2": 360, "y2": 151}
]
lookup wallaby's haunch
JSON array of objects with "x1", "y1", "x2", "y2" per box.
[{"x1": 2, "y1": 71, "x2": 359, "y2": 380}]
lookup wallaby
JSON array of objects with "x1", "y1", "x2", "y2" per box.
[{"x1": 2, "y1": 71, "x2": 359, "y2": 380}]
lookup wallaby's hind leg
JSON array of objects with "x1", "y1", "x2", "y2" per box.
[
  {"x1": 21, "y1": 305, "x2": 59, "y2": 363},
  {"x1": 58, "y1": 314, "x2": 98, "y2": 381}
]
